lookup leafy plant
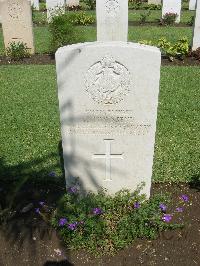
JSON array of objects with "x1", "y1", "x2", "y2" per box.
[
  {"x1": 157, "y1": 37, "x2": 189, "y2": 60},
  {"x1": 5, "y1": 42, "x2": 30, "y2": 61},
  {"x1": 39, "y1": 2, "x2": 46, "y2": 12},
  {"x1": 187, "y1": 15, "x2": 195, "y2": 26},
  {"x1": 51, "y1": 183, "x2": 183, "y2": 256},
  {"x1": 48, "y1": 12, "x2": 85, "y2": 53},
  {"x1": 145, "y1": 4, "x2": 161, "y2": 10},
  {"x1": 69, "y1": 11, "x2": 95, "y2": 25},
  {"x1": 139, "y1": 40, "x2": 153, "y2": 46},
  {"x1": 139, "y1": 10, "x2": 151, "y2": 24},
  {"x1": 161, "y1": 13, "x2": 178, "y2": 25},
  {"x1": 82, "y1": 0, "x2": 96, "y2": 10}
]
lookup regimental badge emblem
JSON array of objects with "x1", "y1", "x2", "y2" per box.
[
  {"x1": 85, "y1": 55, "x2": 131, "y2": 104},
  {"x1": 105, "y1": 0, "x2": 120, "y2": 17}
]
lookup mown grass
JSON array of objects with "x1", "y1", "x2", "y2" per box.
[
  {"x1": 0, "y1": 65, "x2": 199, "y2": 183},
  {"x1": 0, "y1": 25, "x2": 193, "y2": 55}
]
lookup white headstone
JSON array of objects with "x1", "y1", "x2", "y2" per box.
[
  {"x1": 192, "y1": 0, "x2": 200, "y2": 50},
  {"x1": 31, "y1": 0, "x2": 39, "y2": 10},
  {"x1": 56, "y1": 42, "x2": 161, "y2": 198},
  {"x1": 96, "y1": 0, "x2": 128, "y2": 41},
  {"x1": 0, "y1": 0, "x2": 34, "y2": 54},
  {"x1": 189, "y1": 0, "x2": 197, "y2": 10},
  {"x1": 162, "y1": 0, "x2": 182, "y2": 23},
  {"x1": 148, "y1": 0, "x2": 161, "y2": 5},
  {"x1": 46, "y1": 0, "x2": 65, "y2": 22},
  {"x1": 66, "y1": 0, "x2": 79, "y2": 7}
]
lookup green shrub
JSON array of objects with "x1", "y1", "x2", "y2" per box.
[
  {"x1": 128, "y1": 0, "x2": 142, "y2": 10},
  {"x1": 82, "y1": 0, "x2": 96, "y2": 10},
  {"x1": 5, "y1": 42, "x2": 30, "y2": 61},
  {"x1": 139, "y1": 40, "x2": 153, "y2": 46},
  {"x1": 187, "y1": 15, "x2": 195, "y2": 26},
  {"x1": 161, "y1": 13, "x2": 178, "y2": 25},
  {"x1": 39, "y1": 2, "x2": 46, "y2": 11},
  {"x1": 69, "y1": 11, "x2": 95, "y2": 25},
  {"x1": 48, "y1": 12, "x2": 85, "y2": 53},
  {"x1": 144, "y1": 4, "x2": 161, "y2": 10},
  {"x1": 50, "y1": 184, "x2": 183, "y2": 256},
  {"x1": 158, "y1": 37, "x2": 189, "y2": 60}
]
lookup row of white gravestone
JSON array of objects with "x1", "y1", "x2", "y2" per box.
[
  {"x1": 149, "y1": 0, "x2": 196, "y2": 23},
  {"x1": 31, "y1": 0, "x2": 79, "y2": 15},
  {"x1": 148, "y1": 0, "x2": 196, "y2": 11}
]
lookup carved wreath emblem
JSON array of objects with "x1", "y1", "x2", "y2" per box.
[
  {"x1": 85, "y1": 55, "x2": 131, "y2": 104},
  {"x1": 105, "y1": 0, "x2": 120, "y2": 17}
]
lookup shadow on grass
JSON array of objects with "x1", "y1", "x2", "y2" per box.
[{"x1": 0, "y1": 141, "x2": 73, "y2": 263}]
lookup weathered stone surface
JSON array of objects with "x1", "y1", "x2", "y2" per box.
[
  {"x1": 192, "y1": 0, "x2": 200, "y2": 50},
  {"x1": 162, "y1": 0, "x2": 182, "y2": 23},
  {"x1": 56, "y1": 42, "x2": 161, "y2": 198},
  {"x1": 96, "y1": 0, "x2": 128, "y2": 41},
  {"x1": 0, "y1": 0, "x2": 34, "y2": 54}
]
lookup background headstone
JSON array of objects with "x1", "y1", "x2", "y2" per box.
[
  {"x1": 162, "y1": 0, "x2": 182, "y2": 23},
  {"x1": 56, "y1": 42, "x2": 161, "y2": 198},
  {"x1": 0, "y1": 0, "x2": 34, "y2": 54},
  {"x1": 189, "y1": 0, "x2": 197, "y2": 10},
  {"x1": 31, "y1": 0, "x2": 39, "y2": 10},
  {"x1": 46, "y1": 0, "x2": 65, "y2": 22},
  {"x1": 192, "y1": 0, "x2": 200, "y2": 50},
  {"x1": 66, "y1": 0, "x2": 79, "y2": 7},
  {"x1": 148, "y1": 0, "x2": 161, "y2": 5},
  {"x1": 96, "y1": 0, "x2": 128, "y2": 41}
]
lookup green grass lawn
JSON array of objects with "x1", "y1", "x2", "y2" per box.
[
  {"x1": 0, "y1": 25, "x2": 193, "y2": 55},
  {"x1": 0, "y1": 65, "x2": 199, "y2": 183}
]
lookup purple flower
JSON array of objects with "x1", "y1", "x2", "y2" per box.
[
  {"x1": 175, "y1": 207, "x2": 184, "y2": 212},
  {"x1": 48, "y1": 171, "x2": 56, "y2": 177},
  {"x1": 159, "y1": 203, "x2": 167, "y2": 212},
  {"x1": 162, "y1": 214, "x2": 172, "y2": 223},
  {"x1": 180, "y1": 194, "x2": 189, "y2": 202},
  {"x1": 39, "y1": 201, "x2": 45, "y2": 206},
  {"x1": 92, "y1": 207, "x2": 103, "y2": 215},
  {"x1": 134, "y1": 202, "x2": 140, "y2": 209},
  {"x1": 58, "y1": 218, "x2": 67, "y2": 226},
  {"x1": 68, "y1": 222, "x2": 78, "y2": 231},
  {"x1": 35, "y1": 208, "x2": 40, "y2": 214},
  {"x1": 68, "y1": 186, "x2": 78, "y2": 194}
]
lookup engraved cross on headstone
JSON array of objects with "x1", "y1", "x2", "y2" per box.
[{"x1": 93, "y1": 139, "x2": 123, "y2": 181}]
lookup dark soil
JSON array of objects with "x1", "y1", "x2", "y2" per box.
[
  {"x1": 0, "y1": 182, "x2": 199, "y2": 266},
  {"x1": 0, "y1": 54, "x2": 55, "y2": 65},
  {"x1": 0, "y1": 54, "x2": 200, "y2": 66},
  {"x1": 128, "y1": 21, "x2": 192, "y2": 27}
]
